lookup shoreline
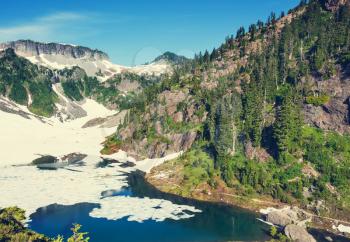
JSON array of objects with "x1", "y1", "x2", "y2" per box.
[{"x1": 145, "y1": 165, "x2": 350, "y2": 241}]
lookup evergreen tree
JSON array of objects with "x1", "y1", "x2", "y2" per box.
[
  {"x1": 273, "y1": 86, "x2": 302, "y2": 161},
  {"x1": 213, "y1": 94, "x2": 241, "y2": 158},
  {"x1": 236, "y1": 26, "x2": 246, "y2": 39},
  {"x1": 249, "y1": 24, "x2": 257, "y2": 40},
  {"x1": 203, "y1": 50, "x2": 210, "y2": 63},
  {"x1": 242, "y1": 75, "x2": 264, "y2": 147}
]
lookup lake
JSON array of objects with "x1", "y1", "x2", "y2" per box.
[{"x1": 29, "y1": 171, "x2": 271, "y2": 242}]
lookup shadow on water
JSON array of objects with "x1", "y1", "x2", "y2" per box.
[
  {"x1": 308, "y1": 228, "x2": 350, "y2": 242},
  {"x1": 29, "y1": 170, "x2": 271, "y2": 242}
]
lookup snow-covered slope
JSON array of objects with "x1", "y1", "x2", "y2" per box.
[
  {"x1": 0, "y1": 40, "x2": 172, "y2": 81},
  {"x1": 0, "y1": 93, "x2": 191, "y2": 221}
]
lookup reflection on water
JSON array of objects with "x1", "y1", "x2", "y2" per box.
[{"x1": 29, "y1": 171, "x2": 271, "y2": 242}]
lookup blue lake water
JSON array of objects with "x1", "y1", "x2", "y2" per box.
[{"x1": 29, "y1": 172, "x2": 272, "y2": 242}]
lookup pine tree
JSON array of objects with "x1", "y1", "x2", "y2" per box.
[
  {"x1": 236, "y1": 26, "x2": 246, "y2": 39},
  {"x1": 203, "y1": 50, "x2": 210, "y2": 63},
  {"x1": 249, "y1": 24, "x2": 257, "y2": 40},
  {"x1": 273, "y1": 87, "x2": 302, "y2": 160},
  {"x1": 242, "y1": 75, "x2": 264, "y2": 147},
  {"x1": 213, "y1": 95, "x2": 241, "y2": 157}
]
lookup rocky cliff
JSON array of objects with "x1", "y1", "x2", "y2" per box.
[
  {"x1": 0, "y1": 40, "x2": 109, "y2": 60},
  {"x1": 115, "y1": 89, "x2": 204, "y2": 160}
]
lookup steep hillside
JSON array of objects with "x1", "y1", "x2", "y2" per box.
[{"x1": 106, "y1": 0, "x2": 350, "y2": 225}]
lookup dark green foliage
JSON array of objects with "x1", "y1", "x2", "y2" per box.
[
  {"x1": 236, "y1": 26, "x2": 246, "y2": 39},
  {"x1": 0, "y1": 83, "x2": 5, "y2": 95},
  {"x1": 0, "y1": 48, "x2": 58, "y2": 116},
  {"x1": 210, "y1": 94, "x2": 242, "y2": 160},
  {"x1": 0, "y1": 207, "x2": 91, "y2": 242},
  {"x1": 242, "y1": 77, "x2": 264, "y2": 147},
  {"x1": 273, "y1": 86, "x2": 302, "y2": 160},
  {"x1": 62, "y1": 81, "x2": 84, "y2": 101},
  {"x1": 29, "y1": 82, "x2": 57, "y2": 117},
  {"x1": 9, "y1": 80, "x2": 28, "y2": 105},
  {"x1": 0, "y1": 207, "x2": 49, "y2": 241}
]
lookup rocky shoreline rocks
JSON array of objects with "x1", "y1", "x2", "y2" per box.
[{"x1": 261, "y1": 206, "x2": 350, "y2": 241}]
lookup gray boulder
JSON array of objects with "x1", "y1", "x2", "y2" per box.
[
  {"x1": 267, "y1": 211, "x2": 296, "y2": 227},
  {"x1": 285, "y1": 224, "x2": 316, "y2": 242}
]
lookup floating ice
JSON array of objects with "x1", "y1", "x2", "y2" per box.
[
  {"x1": 90, "y1": 196, "x2": 201, "y2": 222},
  {"x1": 0, "y1": 154, "x2": 199, "y2": 223}
]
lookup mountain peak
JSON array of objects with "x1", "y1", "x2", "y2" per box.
[{"x1": 153, "y1": 52, "x2": 189, "y2": 65}]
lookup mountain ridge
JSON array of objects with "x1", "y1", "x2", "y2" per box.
[
  {"x1": 0, "y1": 39, "x2": 109, "y2": 61},
  {"x1": 0, "y1": 40, "x2": 172, "y2": 80}
]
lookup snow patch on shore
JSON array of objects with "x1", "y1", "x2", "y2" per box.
[{"x1": 333, "y1": 224, "x2": 350, "y2": 234}]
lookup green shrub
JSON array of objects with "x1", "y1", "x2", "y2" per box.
[
  {"x1": 9, "y1": 81, "x2": 28, "y2": 105},
  {"x1": 62, "y1": 81, "x2": 84, "y2": 101},
  {"x1": 29, "y1": 82, "x2": 57, "y2": 117},
  {"x1": 305, "y1": 95, "x2": 330, "y2": 106}
]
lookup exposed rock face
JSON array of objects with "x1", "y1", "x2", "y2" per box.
[
  {"x1": 284, "y1": 224, "x2": 316, "y2": 242},
  {"x1": 267, "y1": 211, "x2": 297, "y2": 227},
  {"x1": 304, "y1": 76, "x2": 350, "y2": 134},
  {"x1": 121, "y1": 131, "x2": 197, "y2": 161},
  {"x1": 244, "y1": 141, "x2": 271, "y2": 162},
  {"x1": 0, "y1": 40, "x2": 108, "y2": 60},
  {"x1": 323, "y1": 0, "x2": 349, "y2": 12},
  {"x1": 116, "y1": 88, "x2": 204, "y2": 160},
  {"x1": 266, "y1": 206, "x2": 313, "y2": 227}
]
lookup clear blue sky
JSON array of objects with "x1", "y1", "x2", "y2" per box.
[{"x1": 0, "y1": 0, "x2": 299, "y2": 66}]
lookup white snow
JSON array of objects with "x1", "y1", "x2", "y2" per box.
[
  {"x1": 333, "y1": 224, "x2": 350, "y2": 234},
  {"x1": 21, "y1": 53, "x2": 171, "y2": 81},
  {"x1": 135, "y1": 152, "x2": 183, "y2": 173},
  {"x1": 0, "y1": 98, "x2": 194, "y2": 223},
  {"x1": 0, "y1": 97, "x2": 116, "y2": 166}
]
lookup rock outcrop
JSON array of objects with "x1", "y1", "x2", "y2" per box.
[
  {"x1": 285, "y1": 224, "x2": 316, "y2": 242},
  {"x1": 303, "y1": 75, "x2": 350, "y2": 135},
  {"x1": 116, "y1": 89, "x2": 204, "y2": 160},
  {"x1": 267, "y1": 210, "x2": 299, "y2": 227},
  {"x1": 323, "y1": 0, "x2": 349, "y2": 12},
  {"x1": 0, "y1": 40, "x2": 108, "y2": 60}
]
